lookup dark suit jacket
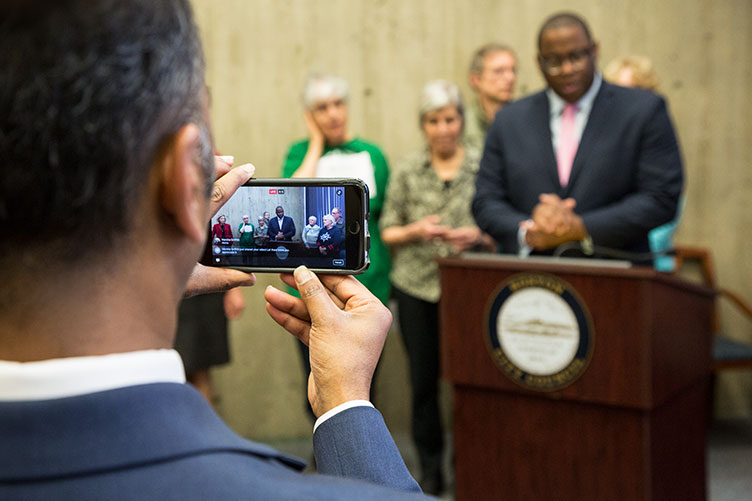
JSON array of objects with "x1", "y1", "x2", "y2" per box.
[
  {"x1": 472, "y1": 81, "x2": 683, "y2": 256},
  {"x1": 0, "y1": 383, "x2": 424, "y2": 500},
  {"x1": 269, "y1": 216, "x2": 296, "y2": 241}
]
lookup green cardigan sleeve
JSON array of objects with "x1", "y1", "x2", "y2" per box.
[{"x1": 281, "y1": 140, "x2": 309, "y2": 178}]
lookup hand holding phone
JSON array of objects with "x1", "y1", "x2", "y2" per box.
[
  {"x1": 184, "y1": 161, "x2": 256, "y2": 297},
  {"x1": 264, "y1": 267, "x2": 391, "y2": 416},
  {"x1": 201, "y1": 178, "x2": 370, "y2": 274}
]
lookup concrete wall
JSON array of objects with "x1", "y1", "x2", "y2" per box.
[
  {"x1": 219, "y1": 189, "x2": 305, "y2": 241},
  {"x1": 190, "y1": 0, "x2": 752, "y2": 438}
]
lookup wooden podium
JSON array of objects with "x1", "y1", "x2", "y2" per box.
[{"x1": 438, "y1": 255, "x2": 714, "y2": 501}]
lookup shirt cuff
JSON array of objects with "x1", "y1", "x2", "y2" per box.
[
  {"x1": 313, "y1": 400, "x2": 374, "y2": 434},
  {"x1": 517, "y1": 224, "x2": 532, "y2": 258}
]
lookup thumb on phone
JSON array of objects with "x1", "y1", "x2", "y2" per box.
[{"x1": 292, "y1": 266, "x2": 336, "y2": 323}]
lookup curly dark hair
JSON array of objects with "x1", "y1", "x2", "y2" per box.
[
  {"x1": 0, "y1": 0, "x2": 212, "y2": 264},
  {"x1": 537, "y1": 12, "x2": 593, "y2": 50}
]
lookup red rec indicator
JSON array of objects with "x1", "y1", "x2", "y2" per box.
[{"x1": 269, "y1": 189, "x2": 277, "y2": 194}]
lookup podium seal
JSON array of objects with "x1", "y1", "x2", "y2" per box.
[{"x1": 486, "y1": 272, "x2": 594, "y2": 391}]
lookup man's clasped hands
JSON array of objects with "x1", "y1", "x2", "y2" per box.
[{"x1": 520, "y1": 193, "x2": 588, "y2": 250}]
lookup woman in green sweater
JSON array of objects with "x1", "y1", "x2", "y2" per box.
[
  {"x1": 281, "y1": 73, "x2": 390, "y2": 303},
  {"x1": 282, "y1": 73, "x2": 391, "y2": 423}
]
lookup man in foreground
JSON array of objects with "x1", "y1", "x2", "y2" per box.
[
  {"x1": 472, "y1": 13, "x2": 683, "y2": 260},
  {"x1": 0, "y1": 0, "x2": 424, "y2": 498}
]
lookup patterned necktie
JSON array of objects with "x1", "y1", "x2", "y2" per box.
[{"x1": 557, "y1": 103, "x2": 578, "y2": 187}]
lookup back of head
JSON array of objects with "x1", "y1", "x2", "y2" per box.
[
  {"x1": 0, "y1": 0, "x2": 209, "y2": 273},
  {"x1": 603, "y1": 55, "x2": 659, "y2": 91}
]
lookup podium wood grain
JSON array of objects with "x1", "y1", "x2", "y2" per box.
[{"x1": 439, "y1": 256, "x2": 713, "y2": 501}]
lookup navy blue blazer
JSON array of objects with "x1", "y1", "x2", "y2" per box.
[
  {"x1": 472, "y1": 81, "x2": 683, "y2": 256},
  {"x1": 268, "y1": 216, "x2": 296, "y2": 241},
  {"x1": 0, "y1": 383, "x2": 425, "y2": 500}
]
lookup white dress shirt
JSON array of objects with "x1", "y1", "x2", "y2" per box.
[
  {"x1": 0, "y1": 349, "x2": 185, "y2": 401},
  {"x1": 547, "y1": 72, "x2": 603, "y2": 154}
]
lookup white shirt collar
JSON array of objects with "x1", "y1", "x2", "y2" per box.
[
  {"x1": 0, "y1": 349, "x2": 185, "y2": 401},
  {"x1": 547, "y1": 72, "x2": 603, "y2": 118}
]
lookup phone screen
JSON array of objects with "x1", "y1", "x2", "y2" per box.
[{"x1": 202, "y1": 179, "x2": 369, "y2": 273}]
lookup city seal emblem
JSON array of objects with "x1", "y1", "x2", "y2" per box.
[{"x1": 486, "y1": 272, "x2": 594, "y2": 391}]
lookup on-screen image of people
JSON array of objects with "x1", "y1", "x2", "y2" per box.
[
  {"x1": 381, "y1": 79, "x2": 495, "y2": 496},
  {"x1": 254, "y1": 215, "x2": 269, "y2": 247},
  {"x1": 268, "y1": 205, "x2": 296, "y2": 241},
  {"x1": 212, "y1": 214, "x2": 233, "y2": 246},
  {"x1": 317, "y1": 214, "x2": 344, "y2": 256},
  {"x1": 238, "y1": 215, "x2": 255, "y2": 249},
  {"x1": 331, "y1": 207, "x2": 345, "y2": 233},
  {"x1": 302, "y1": 216, "x2": 321, "y2": 248},
  {"x1": 263, "y1": 211, "x2": 271, "y2": 227}
]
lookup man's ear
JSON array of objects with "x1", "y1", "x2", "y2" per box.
[
  {"x1": 536, "y1": 53, "x2": 544, "y2": 74},
  {"x1": 160, "y1": 123, "x2": 207, "y2": 244}
]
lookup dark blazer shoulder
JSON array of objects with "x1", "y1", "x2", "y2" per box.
[
  {"x1": 0, "y1": 383, "x2": 304, "y2": 483},
  {"x1": 596, "y1": 81, "x2": 667, "y2": 115},
  {"x1": 0, "y1": 384, "x2": 426, "y2": 499},
  {"x1": 494, "y1": 89, "x2": 548, "y2": 124}
]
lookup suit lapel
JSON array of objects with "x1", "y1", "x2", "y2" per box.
[
  {"x1": 530, "y1": 92, "x2": 560, "y2": 189},
  {"x1": 564, "y1": 82, "x2": 614, "y2": 195}
]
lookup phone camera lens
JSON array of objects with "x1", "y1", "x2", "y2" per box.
[{"x1": 348, "y1": 221, "x2": 360, "y2": 234}]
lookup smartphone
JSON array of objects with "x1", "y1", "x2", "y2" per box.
[{"x1": 201, "y1": 178, "x2": 370, "y2": 274}]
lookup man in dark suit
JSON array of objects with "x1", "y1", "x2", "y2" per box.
[
  {"x1": 472, "y1": 12, "x2": 683, "y2": 260},
  {"x1": 269, "y1": 205, "x2": 297, "y2": 241},
  {"x1": 0, "y1": 1, "x2": 424, "y2": 499}
]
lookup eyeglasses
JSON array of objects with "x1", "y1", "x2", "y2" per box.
[{"x1": 539, "y1": 46, "x2": 594, "y2": 76}]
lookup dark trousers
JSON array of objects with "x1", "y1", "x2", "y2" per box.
[{"x1": 392, "y1": 286, "x2": 444, "y2": 478}]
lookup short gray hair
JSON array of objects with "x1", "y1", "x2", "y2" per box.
[
  {"x1": 419, "y1": 80, "x2": 464, "y2": 124},
  {"x1": 322, "y1": 214, "x2": 335, "y2": 225},
  {"x1": 469, "y1": 43, "x2": 515, "y2": 75},
  {"x1": 302, "y1": 73, "x2": 349, "y2": 110}
]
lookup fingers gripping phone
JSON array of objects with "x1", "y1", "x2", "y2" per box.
[{"x1": 201, "y1": 178, "x2": 370, "y2": 274}]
